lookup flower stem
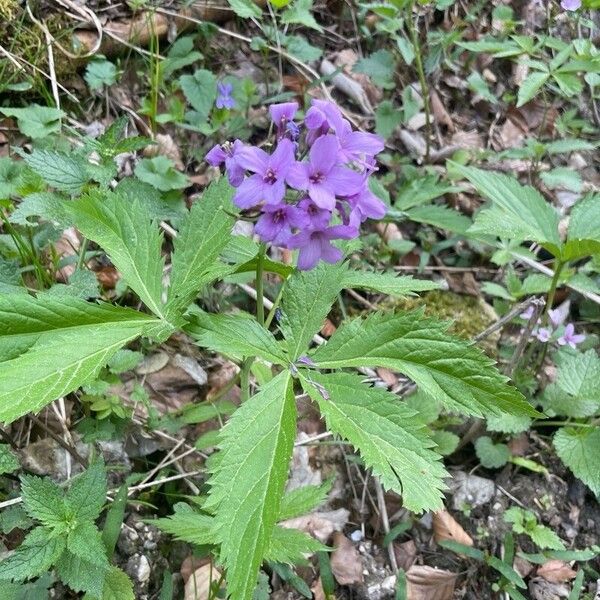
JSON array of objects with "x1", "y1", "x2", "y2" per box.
[{"x1": 543, "y1": 259, "x2": 565, "y2": 323}]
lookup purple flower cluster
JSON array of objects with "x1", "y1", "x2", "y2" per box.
[
  {"x1": 521, "y1": 301, "x2": 585, "y2": 349},
  {"x1": 206, "y1": 99, "x2": 385, "y2": 270},
  {"x1": 561, "y1": 0, "x2": 581, "y2": 11}
]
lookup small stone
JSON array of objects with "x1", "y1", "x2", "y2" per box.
[
  {"x1": 137, "y1": 555, "x2": 151, "y2": 583},
  {"x1": 350, "y1": 529, "x2": 363, "y2": 542}
]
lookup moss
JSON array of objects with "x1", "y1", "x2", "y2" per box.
[{"x1": 389, "y1": 289, "x2": 500, "y2": 355}]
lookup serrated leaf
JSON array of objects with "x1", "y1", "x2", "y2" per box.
[
  {"x1": 284, "y1": 35, "x2": 322, "y2": 62},
  {"x1": 167, "y1": 178, "x2": 235, "y2": 315},
  {"x1": 100, "y1": 567, "x2": 135, "y2": 600},
  {"x1": 556, "y1": 349, "x2": 600, "y2": 410},
  {"x1": 342, "y1": 270, "x2": 439, "y2": 297},
  {"x1": 311, "y1": 311, "x2": 536, "y2": 418},
  {"x1": 0, "y1": 445, "x2": 19, "y2": 474},
  {"x1": 179, "y1": 69, "x2": 217, "y2": 118},
  {"x1": 486, "y1": 414, "x2": 532, "y2": 434},
  {"x1": 85, "y1": 59, "x2": 118, "y2": 90},
  {"x1": 405, "y1": 204, "x2": 472, "y2": 234},
  {"x1": 563, "y1": 194, "x2": 600, "y2": 260},
  {"x1": 10, "y1": 192, "x2": 69, "y2": 228},
  {"x1": 302, "y1": 371, "x2": 448, "y2": 513},
  {"x1": 280, "y1": 262, "x2": 348, "y2": 361},
  {"x1": 0, "y1": 157, "x2": 23, "y2": 197},
  {"x1": 281, "y1": 0, "x2": 322, "y2": 31},
  {"x1": 354, "y1": 49, "x2": 396, "y2": 89},
  {"x1": 20, "y1": 149, "x2": 88, "y2": 194},
  {"x1": 474, "y1": 436, "x2": 510, "y2": 468},
  {"x1": 55, "y1": 550, "x2": 107, "y2": 595},
  {"x1": 455, "y1": 164, "x2": 562, "y2": 257},
  {"x1": 265, "y1": 526, "x2": 328, "y2": 564},
  {"x1": 20, "y1": 475, "x2": 65, "y2": 527},
  {"x1": 517, "y1": 71, "x2": 549, "y2": 107},
  {"x1": 65, "y1": 189, "x2": 167, "y2": 320},
  {"x1": 65, "y1": 460, "x2": 107, "y2": 522},
  {"x1": 431, "y1": 430, "x2": 459, "y2": 456},
  {"x1": 228, "y1": 0, "x2": 262, "y2": 18},
  {"x1": 206, "y1": 372, "x2": 296, "y2": 600},
  {"x1": 544, "y1": 139, "x2": 596, "y2": 155},
  {"x1": 68, "y1": 522, "x2": 109, "y2": 567},
  {"x1": 0, "y1": 105, "x2": 64, "y2": 138},
  {"x1": 152, "y1": 506, "x2": 214, "y2": 546},
  {"x1": 375, "y1": 100, "x2": 402, "y2": 139},
  {"x1": 134, "y1": 156, "x2": 188, "y2": 192},
  {"x1": 186, "y1": 309, "x2": 288, "y2": 364},
  {"x1": 528, "y1": 524, "x2": 565, "y2": 551},
  {"x1": 554, "y1": 427, "x2": 600, "y2": 497},
  {"x1": 278, "y1": 480, "x2": 332, "y2": 520},
  {"x1": 0, "y1": 527, "x2": 65, "y2": 582}
]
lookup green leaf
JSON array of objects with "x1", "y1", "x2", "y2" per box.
[
  {"x1": 302, "y1": 371, "x2": 448, "y2": 513},
  {"x1": 404, "y1": 204, "x2": 472, "y2": 234},
  {"x1": 516, "y1": 71, "x2": 549, "y2": 107},
  {"x1": 152, "y1": 505, "x2": 214, "y2": 546},
  {"x1": 66, "y1": 189, "x2": 167, "y2": 319},
  {"x1": 167, "y1": 179, "x2": 235, "y2": 315},
  {"x1": 265, "y1": 526, "x2": 327, "y2": 564},
  {"x1": 311, "y1": 311, "x2": 536, "y2": 418},
  {"x1": 342, "y1": 270, "x2": 439, "y2": 297},
  {"x1": 486, "y1": 414, "x2": 531, "y2": 434},
  {"x1": 552, "y1": 72, "x2": 583, "y2": 97},
  {"x1": 284, "y1": 35, "x2": 322, "y2": 62},
  {"x1": 85, "y1": 59, "x2": 118, "y2": 90},
  {"x1": 0, "y1": 105, "x2": 64, "y2": 138},
  {"x1": 281, "y1": 0, "x2": 323, "y2": 32},
  {"x1": 20, "y1": 475, "x2": 65, "y2": 527},
  {"x1": 0, "y1": 445, "x2": 19, "y2": 474},
  {"x1": 134, "y1": 156, "x2": 188, "y2": 192},
  {"x1": 0, "y1": 527, "x2": 65, "y2": 582},
  {"x1": 280, "y1": 262, "x2": 348, "y2": 361},
  {"x1": 528, "y1": 524, "x2": 565, "y2": 551},
  {"x1": 375, "y1": 100, "x2": 402, "y2": 139},
  {"x1": 20, "y1": 149, "x2": 88, "y2": 194},
  {"x1": 544, "y1": 139, "x2": 596, "y2": 155},
  {"x1": 354, "y1": 50, "x2": 396, "y2": 89},
  {"x1": 102, "y1": 483, "x2": 128, "y2": 557},
  {"x1": 65, "y1": 460, "x2": 107, "y2": 522},
  {"x1": 474, "y1": 436, "x2": 510, "y2": 469},
  {"x1": 206, "y1": 372, "x2": 296, "y2": 600},
  {"x1": 68, "y1": 522, "x2": 109, "y2": 567},
  {"x1": 179, "y1": 69, "x2": 217, "y2": 118},
  {"x1": 563, "y1": 194, "x2": 600, "y2": 260},
  {"x1": 539, "y1": 168, "x2": 582, "y2": 192},
  {"x1": 554, "y1": 427, "x2": 600, "y2": 497},
  {"x1": 55, "y1": 550, "x2": 107, "y2": 595},
  {"x1": 455, "y1": 164, "x2": 562, "y2": 257},
  {"x1": 228, "y1": 0, "x2": 262, "y2": 18},
  {"x1": 0, "y1": 293, "x2": 161, "y2": 362},
  {"x1": 186, "y1": 309, "x2": 288, "y2": 364},
  {"x1": 0, "y1": 158, "x2": 23, "y2": 197},
  {"x1": 100, "y1": 567, "x2": 135, "y2": 600},
  {"x1": 431, "y1": 430, "x2": 459, "y2": 456},
  {"x1": 486, "y1": 556, "x2": 526, "y2": 588},
  {"x1": 278, "y1": 480, "x2": 333, "y2": 520},
  {"x1": 467, "y1": 71, "x2": 497, "y2": 104}
]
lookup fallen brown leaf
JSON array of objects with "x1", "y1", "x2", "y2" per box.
[
  {"x1": 280, "y1": 508, "x2": 349, "y2": 543},
  {"x1": 394, "y1": 539, "x2": 417, "y2": 571},
  {"x1": 330, "y1": 532, "x2": 363, "y2": 586},
  {"x1": 430, "y1": 89, "x2": 455, "y2": 132},
  {"x1": 184, "y1": 563, "x2": 222, "y2": 600},
  {"x1": 406, "y1": 565, "x2": 457, "y2": 600},
  {"x1": 144, "y1": 133, "x2": 184, "y2": 170},
  {"x1": 537, "y1": 560, "x2": 577, "y2": 584},
  {"x1": 432, "y1": 510, "x2": 473, "y2": 547}
]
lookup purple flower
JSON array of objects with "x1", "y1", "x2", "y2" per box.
[
  {"x1": 216, "y1": 82, "x2": 235, "y2": 110},
  {"x1": 297, "y1": 197, "x2": 331, "y2": 230},
  {"x1": 254, "y1": 202, "x2": 304, "y2": 245},
  {"x1": 548, "y1": 301, "x2": 570, "y2": 329},
  {"x1": 286, "y1": 135, "x2": 363, "y2": 210},
  {"x1": 270, "y1": 101, "x2": 299, "y2": 139},
  {"x1": 288, "y1": 224, "x2": 357, "y2": 270},
  {"x1": 305, "y1": 100, "x2": 345, "y2": 146},
  {"x1": 233, "y1": 139, "x2": 295, "y2": 208},
  {"x1": 345, "y1": 184, "x2": 387, "y2": 227},
  {"x1": 561, "y1": 0, "x2": 581, "y2": 10},
  {"x1": 205, "y1": 140, "x2": 245, "y2": 186},
  {"x1": 558, "y1": 323, "x2": 585, "y2": 349},
  {"x1": 336, "y1": 119, "x2": 385, "y2": 164},
  {"x1": 520, "y1": 306, "x2": 535, "y2": 321},
  {"x1": 536, "y1": 327, "x2": 552, "y2": 343}
]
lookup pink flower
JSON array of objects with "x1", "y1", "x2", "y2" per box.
[
  {"x1": 558, "y1": 323, "x2": 585, "y2": 349},
  {"x1": 561, "y1": 0, "x2": 581, "y2": 10}
]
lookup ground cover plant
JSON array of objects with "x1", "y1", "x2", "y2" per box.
[{"x1": 0, "y1": 0, "x2": 599, "y2": 598}]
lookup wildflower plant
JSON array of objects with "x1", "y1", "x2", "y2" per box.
[{"x1": 0, "y1": 105, "x2": 537, "y2": 598}]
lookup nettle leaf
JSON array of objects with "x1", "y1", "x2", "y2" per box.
[
  {"x1": 302, "y1": 372, "x2": 447, "y2": 512},
  {"x1": 0, "y1": 293, "x2": 160, "y2": 362},
  {"x1": 455, "y1": 164, "x2": 562, "y2": 257},
  {"x1": 20, "y1": 149, "x2": 88, "y2": 194},
  {"x1": 280, "y1": 262, "x2": 348, "y2": 361},
  {"x1": 10, "y1": 191, "x2": 69, "y2": 228},
  {"x1": 66, "y1": 189, "x2": 167, "y2": 320},
  {"x1": 354, "y1": 49, "x2": 396, "y2": 89},
  {"x1": 167, "y1": 178, "x2": 235, "y2": 315},
  {"x1": 97, "y1": 566, "x2": 135, "y2": 600},
  {"x1": 65, "y1": 460, "x2": 107, "y2": 522},
  {"x1": 0, "y1": 104, "x2": 64, "y2": 138},
  {"x1": 517, "y1": 71, "x2": 550, "y2": 107},
  {"x1": 20, "y1": 474, "x2": 66, "y2": 528},
  {"x1": 474, "y1": 436, "x2": 510, "y2": 469},
  {"x1": 342, "y1": 270, "x2": 440, "y2": 297},
  {"x1": 281, "y1": 0, "x2": 322, "y2": 32},
  {"x1": 563, "y1": 194, "x2": 600, "y2": 260},
  {"x1": 265, "y1": 526, "x2": 327, "y2": 565},
  {"x1": 134, "y1": 156, "x2": 188, "y2": 192},
  {"x1": 0, "y1": 157, "x2": 23, "y2": 197},
  {"x1": 68, "y1": 522, "x2": 109, "y2": 567},
  {"x1": 554, "y1": 427, "x2": 600, "y2": 497},
  {"x1": 404, "y1": 204, "x2": 472, "y2": 235},
  {"x1": 186, "y1": 309, "x2": 288, "y2": 364},
  {"x1": 179, "y1": 69, "x2": 217, "y2": 118},
  {"x1": 206, "y1": 372, "x2": 296, "y2": 600},
  {"x1": 0, "y1": 445, "x2": 19, "y2": 474},
  {"x1": 0, "y1": 527, "x2": 65, "y2": 582},
  {"x1": 279, "y1": 480, "x2": 333, "y2": 520},
  {"x1": 284, "y1": 35, "x2": 322, "y2": 62},
  {"x1": 375, "y1": 100, "x2": 403, "y2": 139},
  {"x1": 152, "y1": 505, "x2": 214, "y2": 546},
  {"x1": 311, "y1": 311, "x2": 536, "y2": 418},
  {"x1": 228, "y1": 0, "x2": 262, "y2": 18},
  {"x1": 55, "y1": 550, "x2": 107, "y2": 595},
  {"x1": 85, "y1": 58, "x2": 118, "y2": 90}
]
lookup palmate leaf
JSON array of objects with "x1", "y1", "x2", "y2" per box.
[
  {"x1": 554, "y1": 427, "x2": 600, "y2": 497},
  {"x1": 186, "y1": 309, "x2": 288, "y2": 364},
  {"x1": 167, "y1": 178, "x2": 235, "y2": 316},
  {"x1": 280, "y1": 262, "x2": 348, "y2": 361},
  {"x1": 65, "y1": 189, "x2": 167, "y2": 320},
  {"x1": 301, "y1": 371, "x2": 448, "y2": 512},
  {"x1": 0, "y1": 294, "x2": 161, "y2": 362},
  {"x1": 206, "y1": 372, "x2": 296, "y2": 600},
  {"x1": 311, "y1": 311, "x2": 536, "y2": 418},
  {"x1": 454, "y1": 164, "x2": 562, "y2": 257}
]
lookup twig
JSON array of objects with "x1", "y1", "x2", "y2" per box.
[
  {"x1": 28, "y1": 414, "x2": 88, "y2": 468},
  {"x1": 376, "y1": 480, "x2": 399, "y2": 573},
  {"x1": 505, "y1": 298, "x2": 545, "y2": 377},
  {"x1": 473, "y1": 297, "x2": 544, "y2": 342}
]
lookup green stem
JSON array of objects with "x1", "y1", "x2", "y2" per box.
[
  {"x1": 543, "y1": 259, "x2": 565, "y2": 322},
  {"x1": 76, "y1": 237, "x2": 89, "y2": 271},
  {"x1": 407, "y1": 0, "x2": 432, "y2": 160}
]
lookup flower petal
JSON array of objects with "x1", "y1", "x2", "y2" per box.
[
  {"x1": 286, "y1": 162, "x2": 310, "y2": 190},
  {"x1": 308, "y1": 182, "x2": 336, "y2": 210},
  {"x1": 309, "y1": 135, "x2": 339, "y2": 174},
  {"x1": 327, "y1": 166, "x2": 364, "y2": 196},
  {"x1": 233, "y1": 174, "x2": 265, "y2": 209},
  {"x1": 236, "y1": 146, "x2": 269, "y2": 174},
  {"x1": 270, "y1": 139, "x2": 295, "y2": 176}
]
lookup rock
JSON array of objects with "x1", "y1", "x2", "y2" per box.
[{"x1": 451, "y1": 471, "x2": 495, "y2": 510}]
